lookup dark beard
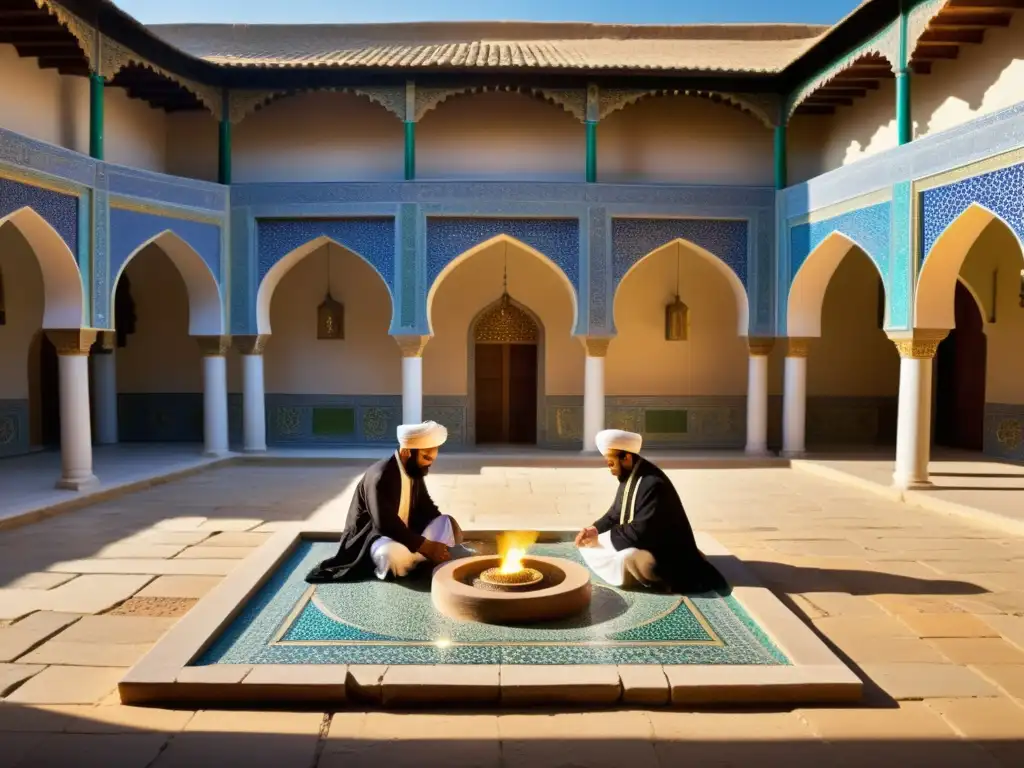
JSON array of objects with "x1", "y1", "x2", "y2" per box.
[
  {"x1": 404, "y1": 456, "x2": 428, "y2": 478},
  {"x1": 616, "y1": 462, "x2": 630, "y2": 483}
]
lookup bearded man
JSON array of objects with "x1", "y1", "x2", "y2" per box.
[
  {"x1": 305, "y1": 420, "x2": 463, "y2": 583},
  {"x1": 575, "y1": 429, "x2": 726, "y2": 593}
]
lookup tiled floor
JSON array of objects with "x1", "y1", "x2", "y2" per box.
[{"x1": 1, "y1": 458, "x2": 1023, "y2": 766}]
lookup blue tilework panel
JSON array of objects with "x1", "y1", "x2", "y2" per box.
[
  {"x1": 110, "y1": 208, "x2": 222, "y2": 285},
  {"x1": 426, "y1": 218, "x2": 580, "y2": 296},
  {"x1": 196, "y1": 541, "x2": 789, "y2": 666},
  {"x1": 611, "y1": 218, "x2": 749, "y2": 290},
  {"x1": 0, "y1": 176, "x2": 78, "y2": 259},
  {"x1": 922, "y1": 160, "x2": 1024, "y2": 260},
  {"x1": 789, "y1": 202, "x2": 891, "y2": 286},
  {"x1": 256, "y1": 218, "x2": 396, "y2": 291}
]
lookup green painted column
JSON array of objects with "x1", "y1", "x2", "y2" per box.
[
  {"x1": 585, "y1": 120, "x2": 597, "y2": 183},
  {"x1": 773, "y1": 124, "x2": 787, "y2": 189},
  {"x1": 89, "y1": 72, "x2": 104, "y2": 160},
  {"x1": 218, "y1": 118, "x2": 232, "y2": 185},
  {"x1": 896, "y1": 71, "x2": 912, "y2": 145},
  {"x1": 404, "y1": 121, "x2": 416, "y2": 180}
]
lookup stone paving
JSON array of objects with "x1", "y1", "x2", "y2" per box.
[{"x1": 1, "y1": 460, "x2": 1023, "y2": 766}]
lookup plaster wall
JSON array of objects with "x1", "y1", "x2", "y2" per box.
[
  {"x1": 957, "y1": 220, "x2": 1024, "y2": 405},
  {"x1": 0, "y1": 46, "x2": 168, "y2": 172},
  {"x1": 598, "y1": 95, "x2": 774, "y2": 186},
  {"x1": 0, "y1": 223, "x2": 43, "y2": 399},
  {"x1": 423, "y1": 241, "x2": 582, "y2": 396},
  {"x1": 164, "y1": 111, "x2": 220, "y2": 182},
  {"x1": 606, "y1": 246, "x2": 748, "y2": 396},
  {"x1": 790, "y1": 12, "x2": 1024, "y2": 182},
  {"x1": 262, "y1": 243, "x2": 400, "y2": 394}
]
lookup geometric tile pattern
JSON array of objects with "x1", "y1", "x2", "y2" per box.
[
  {"x1": 256, "y1": 218, "x2": 396, "y2": 291},
  {"x1": 788, "y1": 201, "x2": 890, "y2": 286},
  {"x1": 425, "y1": 217, "x2": 580, "y2": 297},
  {"x1": 0, "y1": 176, "x2": 79, "y2": 259},
  {"x1": 110, "y1": 208, "x2": 223, "y2": 285},
  {"x1": 921, "y1": 159, "x2": 1024, "y2": 261},
  {"x1": 611, "y1": 217, "x2": 748, "y2": 289},
  {"x1": 196, "y1": 541, "x2": 789, "y2": 666}
]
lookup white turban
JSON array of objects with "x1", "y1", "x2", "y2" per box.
[
  {"x1": 397, "y1": 420, "x2": 448, "y2": 450},
  {"x1": 596, "y1": 429, "x2": 642, "y2": 456}
]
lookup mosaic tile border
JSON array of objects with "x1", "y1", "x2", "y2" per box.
[{"x1": 119, "y1": 529, "x2": 862, "y2": 707}]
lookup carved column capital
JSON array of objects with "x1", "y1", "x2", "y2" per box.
[
  {"x1": 92, "y1": 330, "x2": 116, "y2": 354},
  {"x1": 394, "y1": 334, "x2": 430, "y2": 358},
  {"x1": 196, "y1": 335, "x2": 232, "y2": 357},
  {"x1": 784, "y1": 337, "x2": 810, "y2": 358},
  {"x1": 47, "y1": 329, "x2": 98, "y2": 355},
  {"x1": 233, "y1": 335, "x2": 270, "y2": 356},
  {"x1": 581, "y1": 336, "x2": 612, "y2": 357},
  {"x1": 748, "y1": 337, "x2": 776, "y2": 357},
  {"x1": 887, "y1": 329, "x2": 949, "y2": 360}
]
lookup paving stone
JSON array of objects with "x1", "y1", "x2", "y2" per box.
[
  {"x1": 5, "y1": 666, "x2": 125, "y2": 705},
  {"x1": 4, "y1": 573, "x2": 77, "y2": 590},
  {"x1": 836, "y1": 636, "x2": 953, "y2": 664},
  {"x1": 128, "y1": 530, "x2": 212, "y2": 546},
  {"x1": 13, "y1": 732, "x2": 169, "y2": 768},
  {"x1": 500, "y1": 665, "x2": 621, "y2": 705},
  {"x1": 0, "y1": 663, "x2": 45, "y2": 696},
  {"x1": 95, "y1": 543, "x2": 187, "y2": 559},
  {"x1": 154, "y1": 518, "x2": 208, "y2": 531},
  {"x1": 617, "y1": 664, "x2": 670, "y2": 705},
  {"x1": 204, "y1": 532, "x2": 272, "y2": 547},
  {"x1": 897, "y1": 613, "x2": 1000, "y2": 639},
  {"x1": 45, "y1": 575, "x2": 154, "y2": 614},
  {"x1": 106, "y1": 597, "x2": 197, "y2": 618},
  {"x1": 927, "y1": 638, "x2": 1024, "y2": 665},
  {"x1": 381, "y1": 664, "x2": 499, "y2": 705},
  {"x1": 136, "y1": 576, "x2": 222, "y2": 599},
  {"x1": 0, "y1": 590, "x2": 47, "y2": 622},
  {"x1": 798, "y1": 700, "x2": 958, "y2": 738},
  {"x1": 926, "y1": 696, "x2": 1024, "y2": 737},
  {"x1": 151, "y1": 732, "x2": 319, "y2": 768},
  {"x1": 52, "y1": 615, "x2": 176, "y2": 645},
  {"x1": 980, "y1": 615, "x2": 1024, "y2": 650},
  {"x1": 21, "y1": 640, "x2": 153, "y2": 667},
  {"x1": 174, "y1": 546, "x2": 255, "y2": 560},
  {"x1": 46, "y1": 704, "x2": 195, "y2": 733},
  {"x1": 859, "y1": 662, "x2": 1000, "y2": 699},
  {"x1": 801, "y1": 591, "x2": 889, "y2": 618},
  {"x1": 184, "y1": 709, "x2": 324, "y2": 734},
  {"x1": 813, "y1": 615, "x2": 919, "y2": 643},
  {"x1": 500, "y1": 712, "x2": 655, "y2": 768},
  {"x1": 47, "y1": 559, "x2": 235, "y2": 577},
  {"x1": 196, "y1": 519, "x2": 263, "y2": 531},
  {"x1": 972, "y1": 664, "x2": 1024, "y2": 699},
  {"x1": 242, "y1": 664, "x2": 347, "y2": 704},
  {"x1": 649, "y1": 710, "x2": 817, "y2": 740},
  {"x1": 346, "y1": 665, "x2": 387, "y2": 703},
  {"x1": 0, "y1": 611, "x2": 81, "y2": 662}
]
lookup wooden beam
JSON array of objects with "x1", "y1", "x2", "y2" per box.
[
  {"x1": 804, "y1": 96, "x2": 854, "y2": 107},
  {"x1": 943, "y1": 0, "x2": 1024, "y2": 10},
  {"x1": 914, "y1": 43, "x2": 961, "y2": 59},
  {"x1": 0, "y1": 10, "x2": 50, "y2": 20},
  {"x1": 919, "y1": 27, "x2": 986, "y2": 43},
  {"x1": 794, "y1": 105, "x2": 836, "y2": 115},
  {"x1": 827, "y1": 78, "x2": 881, "y2": 89},
  {"x1": 10, "y1": 38, "x2": 80, "y2": 48},
  {"x1": 841, "y1": 64, "x2": 895, "y2": 77},
  {"x1": 817, "y1": 87, "x2": 869, "y2": 98},
  {"x1": 37, "y1": 55, "x2": 88, "y2": 70},
  {"x1": 15, "y1": 46, "x2": 81, "y2": 58}
]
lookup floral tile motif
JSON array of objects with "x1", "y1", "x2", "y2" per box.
[{"x1": 196, "y1": 541, "x2": 789, "y2": 667}]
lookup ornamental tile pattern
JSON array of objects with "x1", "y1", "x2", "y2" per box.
[
  {"x1": 256, "y1": 218, "x2": 396, "y2": 291},
  {"x1": 610, "y1": 217, "x2": 748, "y2": 289},
  {"x1": 426, "y1": 217, "x2": 580, "y2": 298},
  {"x1": 0, "y1": 176, "x2": 79, "y2": 259},
  {"x1": 788, "y1": 202, "x2": 890, "y2": 286},
  {"x1": 921, "y1": 159, "x2": 1024, "y2": 261},
  {"x1": 196, "y1": 541, "x2": 788, "y2": 666},
  {"x1": 110, "y1": 208, "x2": 223, "y2": 285}
]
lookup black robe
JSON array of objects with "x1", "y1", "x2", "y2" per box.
[
  {"x1": 305, "y1": 453, "x2": 442, "y2": 583},
  {"x1": 592, "y1": 457, "x2": 727, "y2": 593}
]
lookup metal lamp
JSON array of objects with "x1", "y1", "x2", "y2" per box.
[
  {"x1": 317, "y1": 243, "x2": 345, "y2": 340},
  {"x1": 664, "y1": 243, "x2": 689, "y2": 341}
]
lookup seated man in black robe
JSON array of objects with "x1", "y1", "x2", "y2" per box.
[
  {"x1": 305, "y1": 420, "x2": 463, "y2": 583},
  {"x1": 575, "y1": 429, "x2": 726, "y2": 593}
]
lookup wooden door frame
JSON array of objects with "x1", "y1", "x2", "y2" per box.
[{"x1": 466, "y1": 297, "x2": 546, "y2": 446}]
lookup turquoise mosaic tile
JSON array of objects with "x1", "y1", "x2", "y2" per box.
[{"x1": 195, "y1": 541, "x2": 789, "y2": 667}]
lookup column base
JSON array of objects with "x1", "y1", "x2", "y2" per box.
[
  {"x1": 203, "y1": 448, "x2": 232, "y2": 458},
  {"x1": 242, "y1": 447, "x2": 268, "y2": 454},
  {"x1": 55, "y1": 474, "x2": 100, "y2": 491},
  {"x1": 780, "y1": 449, "x2": 806, "y2": 459},
  {"x1": 744, "y1": 444, "x2": 772, "y2": 457},
  {"x1": 892, "y1": 473, "x2": 933, "y2": 491}
]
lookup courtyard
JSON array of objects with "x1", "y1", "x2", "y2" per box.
[{"x1": 0, "y1": 457, "x2": 1023, "y2": 765}]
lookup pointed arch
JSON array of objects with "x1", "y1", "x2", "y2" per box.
[
  {"x1": 614, "y1": 238, "x2": 749, "y2": 336},
  {"x1": 917, "y1": 203, "x2": 1024, "y2": 330},
  {"x1": 788, "y1": 230, "x2": 886, "y2": 338},
  {"x1": 426, "y1": 234, "x2": 579, "y2": 335},
  {"x1": 256, "y1": 235, "x2": 394, "y2": 335},
  {"x1": 0, "y1": 206, "x2": 84, "y2": 328},
  {"x1": 113, "y1": 230, "x2": 223, "y2": 336}
]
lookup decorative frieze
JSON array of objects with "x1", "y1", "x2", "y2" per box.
[
  {"x1": 748, "y1": 337, "x2": 775, "y2": 357},
  {"x1": 196, "y1": 335, "x2": 232, "y2": 356},
  {"x1": 581, "y1": 336, "x2": 612, "y2": 357},
  {"x1": 233, "y1": 335, "x2": 269, "y2": 355},
  {"x1": 785, "y1": 337, "x2": 810, "y2": 358},
  {"x1": 394, "y1": 334, "x2": 430, "y2": 358},
  {"x1": 47, "y1": 328, "x2": 98, "y2": 355},
  {"x1": 887, "y1": 329, "x2": 948, "y2": 360}
]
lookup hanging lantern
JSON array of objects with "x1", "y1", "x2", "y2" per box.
[
  {"x1": 665, "y1": 294, "x2": 689, "y2": 341},
  {"x1": 664, "y1": 243, "x2": 688, "y2": 341},
  {"x1": 316, "y1": 244, "x2": 345, "y2": 340}
]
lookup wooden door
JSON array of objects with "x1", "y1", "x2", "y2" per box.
[
  {"x1": 508, "y1": 344, "x2": 538, "y2": 444},
  {"x1": 474, "y1": 343, "x2": 538, "y2": 444},
  {"x1": 935, "y1": 283, "x2": 986, "y2": 451},
  {"x1": 474, "y1": 344, "x2": 505, "y2": 443}
]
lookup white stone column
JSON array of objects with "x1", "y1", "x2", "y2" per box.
[
  {"x1": 197, "y1": 336, "x2": 230, "y2": 456},
  {"x1": 891, "y1": 331, "x2": 946, "y2": 490},
  {"x1": 234, "y1": 335, "x2": 268, "y2": 453},
  {"x1": 395, "y1": 335, "x2": 428, "y2": 425},
  {"x1": 745, "y1": 337, "x2": 774, "y2": 455},
  {"x1": 582, "y1": 337, "x2": 610, "y2": 452},
  {"x1": 91, "y1": 332, "x2": 118, "y2": 445},
  {"x1": 782, "y1": 337, "x2": 809, "y2": 457},
  {"x1": 48, "y1": 330, "x2": 99, "y2": 490}
]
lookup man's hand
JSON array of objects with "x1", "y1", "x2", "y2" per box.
[
  {"x1": 419, "y1": 539, "x2": 450, "y2": 563},
  {"x1": 575, "y1": 526, "x2": 599, "y2": 548}
]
